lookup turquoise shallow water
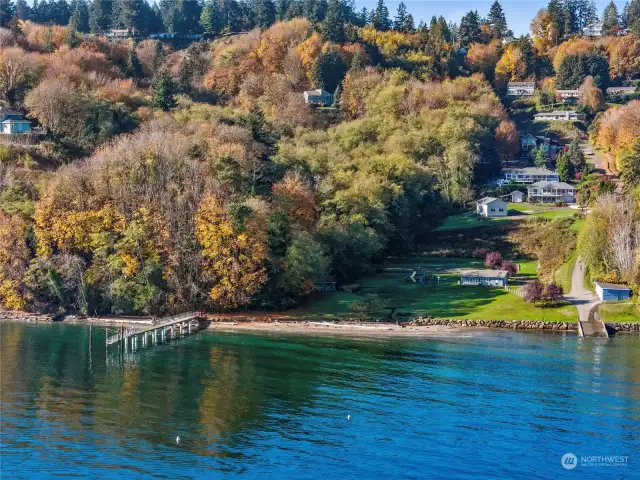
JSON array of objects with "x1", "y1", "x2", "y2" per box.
[{"x1": 1, "y1": 322, "x2": 639, "y2": 479}]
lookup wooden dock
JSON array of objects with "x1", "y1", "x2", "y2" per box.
[{"x1": 105, "y1": 312, "x2": 201, "y2": 350}]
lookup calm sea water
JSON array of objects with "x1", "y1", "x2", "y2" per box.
[{"x1": 1, "y1": 322, "x2": 639, "y2": 479}]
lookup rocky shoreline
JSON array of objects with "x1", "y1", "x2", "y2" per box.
[{"x1": 2, "y1": 311, "x2": 639, "y2": 332}]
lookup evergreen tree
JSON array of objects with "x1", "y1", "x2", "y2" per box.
[
  {"x1": 459, "y1": 10, "x2": 480, "y2": 47},
  {"x1": 65, "y1": 21, "x2": 80, "y2": 47},
  {"x1": 372, "y1": 0, "x2": 390, "y2": 31},
  {"x1": 567, "y1": 139, "x2": 585, "y2": 170},
  {"x1": 275, "y1": 0, "x2": 288, "y2": 20},
  {"x1": 14, "y1": 0, "x2": 29, "y2": 19},
  {"x1": 150, "y1": 70, "x2": 177, "y2": 111},
  {"x1": 69, "y1": 0, "x2": 90, "y2": 32},
  {"x1": 628, "y1": 0, "x2": 640, "y2": 35},
  {"x1": 116, "y1": 0, "x2": 151, "y2": 35},
  {"x1": 1, "y1": 0, "x2": 15, "y2": 27},
  {"x1": 556, "y1": 151, "x2": 575, "y2": 181},
  {"x1": 310, "y1": 50, "x2": 348, "y2": 92},
  {"x1": 532, "y1": 146, "x2": 548, "y2": 168},
  {"x1": 621, "y1": 1, "x2": 629, "y2": 28},
  {"x1": 89, "y1": 0, "x2": 111, "y2": 33},
  {"x1": 253, "y1": 0, "x2": 276, "y2": 28},
  {"x1": 547, "y1": 0, "x2": 566, "y2": 38},
  {"x1": 322, "y1": 0, "x2": 345, "y2": 42},
  {"x1": 200, "y1": 0, "x2": 218, "y2": 34},
  {"x1": 602, "y1": 1, "x2": 619, "y2": 33},
  {"x1": 125, "y1": 43, "x2": 142, "y2": 77},
  {"x1": 487, "y1": 0, "x2": 508, "y2": 39},
  {"x1": 393, "y1": 1, "x2": 407, "y2": 31}
]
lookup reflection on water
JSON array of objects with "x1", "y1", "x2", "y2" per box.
[{"x1": 1, "y1": 322, "x2": 639, "y2": 479}]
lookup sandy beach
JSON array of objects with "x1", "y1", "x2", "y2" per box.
[{"x1": 206, "y1": 320, "x2": 473, "y2": 337}]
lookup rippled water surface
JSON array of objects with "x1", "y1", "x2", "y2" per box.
[{"x1": 1, "y1": 322, "x2": 639, "y2": 479}]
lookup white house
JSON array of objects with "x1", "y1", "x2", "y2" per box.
[
  {"x1": 501, "y1": 167, "x2": 560, "y2": 185},
  {"x1": 606, "y1": 86, "x2": 637, "y2": 96},
  {"x1": 534, "y1": 111, "x2": 586, "y2": 122},
  {"x1": 527, "y1": 181, "x2": 576, "y2": 203},
  {"x1": 303, "y1": 89, "x2": 334, "y2": 106},
  {"x1": 106, "y1": 28, "x2": 137, "y2": 38},
  {"x1": 509, "y1": 191, "x2": 525, "y2": 203},
  {"x1": 582, "y1": 23, "x2": 604, "y2": 37},
  {"x1": 0, "y1": 107, "x2": 31, "y2": 134},
  {"x1": 506, "y1": 82, "x2": 535, "y2": 97},
  {"x1": 556, "y1": 89, "x2": 582, "y2": 102},
  {"x1": 460, "y1": 269, "x2": 509, "y2": 287},
  {"x1": 476, "y1": 197, "x2": 508, "y2": 218}
]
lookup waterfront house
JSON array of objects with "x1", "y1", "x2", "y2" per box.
[
  {"x1": 534, "y1": 111, "x2": 586, "y2": 122},
  {"x1": 303, "y1": 89, "x2": 334, "y2": 106},
  {"x1": 594, "y1": 281, "x2": 631, "y2": 301},
  {"x1": 520, "y1": 134, "x2": 537, "y2": 152},
  {"x1": 501, "y1": 167, "x2": 560, "y2": 185},
  {"x1": 476, "y1": 197, "x2": 508, "y2": 218},
  {"x1": 527, "y1": 181, "x2": 576, "y2": 203},
  {"x1": 506, "y1": 82, "x2": 535, "y2": 97},
  {"x1": 460, "y1": 269, "x2": 509, "y2": 287},
  {"x1": 509, "y1": 191, "x2": 525, "y2": 203},
  {"x1": 0, "y1": 107, "x2": 31, "y2": 134},
  {"x1": 606, "y1": 86, "x2": 637, "y2": 96}
]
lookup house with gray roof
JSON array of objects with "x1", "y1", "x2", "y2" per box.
[
  {"x1": 527, "y1": 181, "x2": 576, "y2": 203},
  {"x1": 460, "y1": 269, "x2": 509, "y2": 287},
  {"x1": 501, "y1": 167, "x2": 560, "y2": 185},
  {"x1": 534, "y1": 111, "x2": 586, "y2": 122},
  {"x1": 506, "y1": 82, "x2": 535, "y2": 96},
  {"x1": 475, "y1": 197, "x2": 508, "y2": 217}
]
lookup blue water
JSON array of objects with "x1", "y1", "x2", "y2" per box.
[{"x1": 1, "y1": 322, "x2": 639, "y2": 479}]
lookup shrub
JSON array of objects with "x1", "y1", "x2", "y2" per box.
[
  {"x1": 523, "y1": 280, "x2": 544, "y2": 305},
  {"x1": 501, "y1": 261, "x2": 518, "y2": 275},
  {"x1": 348, "y1": 294, "x2": 386, "y2": 319},
  {"x1": 485, "y1": 251, "x2": 503, "y2": 270}
]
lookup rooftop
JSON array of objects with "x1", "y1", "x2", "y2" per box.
[
  {"x1": 460, "y1": 269, "x2": 509, "y2": 279},
  {"x1": 534, "y1": 111, "x2": 580, "y2": 116},
  {"x1": 528, "y1": 181, "x2": 574, "y2": 189},
  {"x1": 476, "y1": 197, "x2": 503, "y2": 205},
  {"x1": 506, "y1": 167, "x2": 557, "y2": 175},
  {"x1": 594, "y1": 281, "x2": 631, "y2": 290},
  {"x1": 0, "y1": 107, "x2": 23, "y2": 116},
  {"x1": 508, "y1": 82, "x2": 535, "y2": 86}
]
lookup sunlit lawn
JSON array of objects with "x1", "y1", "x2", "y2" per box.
[
  {"x1": 599, "y1": 303, "x2": 640, "y2": 322},
  {"x1": 438, "y1": 205, "x2": 577, "y2": 231},
  {"x1": 290, "y1": 258, "x2": 577, "y2": 322}
]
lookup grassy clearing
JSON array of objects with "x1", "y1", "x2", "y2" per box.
[
  {"x1": 289, "y1": 257, "x2": 577, "y2": 322},
  {"x1": 599, "y1": 303, "x2": 640, "y2": 322},
  {"x1": 553, "y1": 217, "x2": 585, "y2": 292}
]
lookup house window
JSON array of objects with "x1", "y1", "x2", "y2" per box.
[
  {"x1": 490, "y1": 208, "x2": 495, "y2": 212},
  {"x1": 499, "y1": 208, "x2": 504, "y2": 212}
]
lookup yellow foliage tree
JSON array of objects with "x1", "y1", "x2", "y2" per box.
[
  {"x1": 195, "y1": 196, "x2": 268, "y2": 309},
  {"x1": 0, "y1": 213, "x2": 31, "y2": 310}
]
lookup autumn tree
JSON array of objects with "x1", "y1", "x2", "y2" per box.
[
  {"x1": 196, "y1": 196, "x2": 268, "y2": 309},
  {"x1": 485, "y1": 251, "x2": 503, "y2": 269},
  {"x1": 523, "y1": 279, "x2": 544, "y2": 305},
  {"x1": 495, "y1": 119, "x2": 520, "y2": 166},
  {"x1": 0, "y1": 212, "x2": 30, "y2": 310}
]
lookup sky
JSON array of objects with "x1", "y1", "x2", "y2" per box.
[{"x1": 356, "y1": 1, "x2": 629, "y2": 36}]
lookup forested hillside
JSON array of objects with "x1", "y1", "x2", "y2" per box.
[{"x1": 1, "y1": 0, "x2": 639, "y2": 315}]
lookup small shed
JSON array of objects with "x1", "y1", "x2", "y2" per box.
[
  {"x1": 510, "y1": 191, "x2": 525, "y2": 203},
  {"x1": 460, "y1": 269, "x2": 508, "y2": 287},
  {"x1": 476, "y1": 197, "x2": 508, "y2": 218},
  {"x1": 594, "y1": 282, "x2": 631, "y2": 302}
]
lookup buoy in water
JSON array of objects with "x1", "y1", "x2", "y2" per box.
[
  {"x1": 176, "y1": 436, "x2": 180, "y2": 444},
  {"x1": 347, "y1": 415, "x2": 351, "y2": 420}
]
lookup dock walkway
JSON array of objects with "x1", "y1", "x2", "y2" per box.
[{"x1": 106, "y1": 312, "x2": 201, "y2": 349}]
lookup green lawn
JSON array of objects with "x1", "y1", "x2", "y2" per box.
[
  {"x1": 553, "y1": 218, "x2": 585, "y2": 292},
  {"x1": 289, "y1": 258, "x2": 577, "y2": 322},
  {"x1": 438, "y1": 206, "x2": 576, "y2": 232},
  {"x1": 599, "y1": 302, "x2": 640, "y2": 322}
]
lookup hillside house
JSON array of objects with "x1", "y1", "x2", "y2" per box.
[
  {"x1": 606, "y1": 86, "x2": 637, "y2": 96},
  {"x1": 527, "y1": 181, "x2": 576, "y2": 203},
  {"x1": 0, "y1": 107, "x2": 31, "y2": 134},
  {"x1": 303, "y1": 89, "x2": 334, "y2": 106},
  {"x1": 521, "y1": 134, "x2": 537, "y2": 152},
  {"x1": 594, "y1": 282, "x2": 631, "y2": 301},
  {"x1": 534, "y1": 111, "x2": 586, "y2": 121},
  {"x1": 556, "y1": 90, "x2": 582, "y2": 102},
  {"x1": 476, "y1": 197, "x2": 508, "y2": 218},
  {"x1": 582, "y1": 23, "x2": 603, "y2": 37},
  {"x1": 501, "y1": 167, "x2": 560, "y2": 185},
  {"x1": 460, "y1": 269, "x2": 509, "y2": 287},
  {"x1": 106, "y1": 28, "x2": 137, "y2": 38},
  {"x1": 506, "y1": 82, "x2": 535, "y2": 97}
]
